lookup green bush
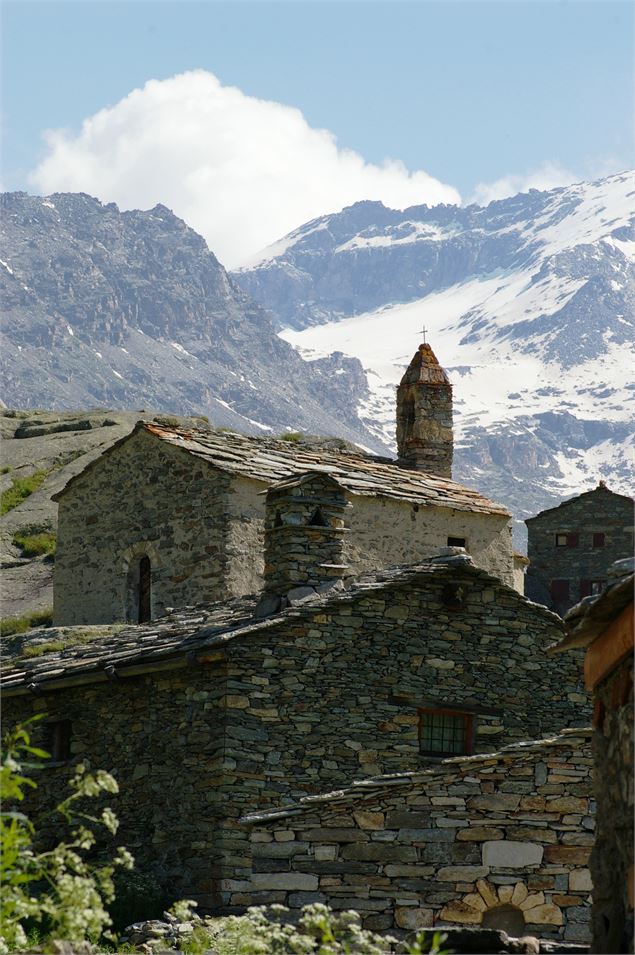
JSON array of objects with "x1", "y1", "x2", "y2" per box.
[
  {"x1": 0, "y1": 466, "x2": 11, "y2": 475},
  {"x1": 279, "y1": 432, "x2": 303, "y2": 442},
  {"x1": 0, "y1": 717, "x2": 133, "y2": 951},
  {"x1": 0, "y1": 470, "x2": 49, "y2": 516},
  {"x1": 0, "y1": 608, "x2": 54, "y2": 637},
  {"x1": 201, "y1": 904, "x2": 449, "y2": 955},
  {"x1": 12, "y1": 530, "x2": 56, "y2": 559}
]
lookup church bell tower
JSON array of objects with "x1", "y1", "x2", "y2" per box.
[{"x1": 396, "y1": 341, "x2": 453, "y2": 478}]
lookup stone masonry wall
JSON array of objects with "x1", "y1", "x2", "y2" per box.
[
  {"x1": 6, "y1": 562, "x2": 588, "y2": 912},
  {"x1": 240, "y1": 730, "x2": 594, "y2": 943},
  {"x1": 7, "y1": 663, "x2": 227, "y2": 909},
  {"x1": 589, "y1": 653, "x2": 634, "y2": 953},
  {"x1": 54, "y1": 430, "x2": 234, "y2": 625},
  {"x1": 213, "y1": 565, "x2": 587, "y2": 900},
  {"x1": 526, "y1": 487, "x2": 634, "y2": 614},
  {"x1": 344, "y1": 496, "x2": 515, "y2": 589}
]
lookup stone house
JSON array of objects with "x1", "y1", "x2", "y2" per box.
[
  {"x1": 52, "y1": 344, "x2": 519, "y2": 627},
  {"x1": 525, "y1": 481, "x2": 634, "y2": 616},
  {"x1": 3, "y1": 526, "x2": 588, "y2": 912},
  {"x1": 550, "y1": 557, "x2": 634, "y2": 953},
  {"x1": 240, "y1": 728, "x2": 594, "y2": 944}
]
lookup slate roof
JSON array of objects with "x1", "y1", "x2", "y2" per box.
[
  {"x1": 549, "y1": 557, "x2": 634, "y2": 652},
  {"x1": 241, "y1": 727, "x2": 593, "y2": 825},
  {"x1": 2, "y1": 555, "x2": 556, "y2": 697},
  {"x1": 52, "y1": 422, "x2": 508, "y2": 516},
  {"x1": 526, "y1": 481, "x2": 633, "y2": 523}
]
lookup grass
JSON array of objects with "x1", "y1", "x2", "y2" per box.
[
  {"x1": 1, "y1": 465, "x2": 11, "y2": 475},
  {"x1": 0, "y1": 469, "x2": 50, "y2": 515},
  {"x1": 153, "y1": 414, "x2": 181, "y2": 427},
  {"x1": 279, "y1": 432, "x2": 303, "y2": 442},
  {"x1": 16, "y1": 624, "x2": 125, "y2": 658},
  {"x1": 12, "y1": 529, "x2": 57, "y2": 559},
  {"x1": 0, "y1": 608, "x2": 53, "y2": 636}
]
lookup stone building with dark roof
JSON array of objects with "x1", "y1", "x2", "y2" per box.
[
  {"x1": 525, "y1": 481, "x2": 634, "y2": 616},
  {"x1": 2, "y1": 340, "x2": 594, "y2": 925},
  {"x1": 3, "y1": 548, "x2": 588, "y2": 912},
  {"x1": 51, "y1": 344, "x2": 517, "y2": 627}
]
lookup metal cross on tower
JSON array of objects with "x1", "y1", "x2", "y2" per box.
[{"x1": 419, "y1": 326, "x2": 428, "y2": 344}]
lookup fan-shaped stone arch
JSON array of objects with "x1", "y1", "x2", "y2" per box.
[{"x1": 440, "y1": 879, "x2": 563, "y2": 930}]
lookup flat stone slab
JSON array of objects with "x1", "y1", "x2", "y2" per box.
[{"x1": 482, "y1": 839, "x2": 544, "y2": 867}]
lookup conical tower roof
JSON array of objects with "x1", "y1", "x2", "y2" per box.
[{"x1": 399, "y1": 343, "x2": 451, "y2": 386}]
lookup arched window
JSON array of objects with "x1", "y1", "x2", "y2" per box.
[{"x1": 138, "y1": 555, "x2": 152, "y2": 623}]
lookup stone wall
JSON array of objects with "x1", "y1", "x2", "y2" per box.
[
  {"x1": 589, "y1": 652, "x2": 634, "y2": 953},
  {"x1": 7, "y1": 663, "x2": 228, "y2": 909},
  {"x1": 211, "y1": 562, "x2": 587, "y2": 900},
  {"x1": 7, "y1": 561, "x2": 589, "y2": 911},
  {"x1": 344, "y1": 496, "x2": 515, "y2": 589},
  {"x1": 54, "y1": 431, "x2": 517, "y2": 627},
  {"x1": 239, "y1": 730, "x2": 594, "y2": 943},
  {"x1": 54, "y1": 429, "x2": 234, "y2": 625},
  {"x1": 526, "y1": 485, "x2": 634, "y2": 614}
]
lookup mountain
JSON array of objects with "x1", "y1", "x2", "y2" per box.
[
  {"x1": 0, "y1": 192, "x2": 377, "y2": 450},
  {"x1": 234, "y1": 172, "x2": 635, "y2": 541}
]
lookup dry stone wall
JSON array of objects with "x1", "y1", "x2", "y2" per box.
[
  {"x1": 240, "y1": 730, "x2": 594, "y2": 943},
  {"x1": 54, "y1": 429, "x2": 234, "y2": 625},
  {"x1": 589, "y1": 653, "x2": 634, "y2": 953},
  {"x1": 7, "y1": 664, "x2": 227, "y2": 909},
  {"x1": 54, "y1": 429, "x2": 517, "y2": 628},
  {"x1": 212, "y1": 562, "x2": 587, "y2": 899}
]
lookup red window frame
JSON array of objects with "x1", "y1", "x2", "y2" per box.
[{"x1": 418, "y1": 707, "x2": 474, "y2": 758}]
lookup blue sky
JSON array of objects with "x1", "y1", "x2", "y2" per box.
[{"x1": 2, "y1": 1, "x2": 633, "y2": 264}]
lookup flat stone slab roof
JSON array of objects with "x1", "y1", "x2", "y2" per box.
[
  {"x1": 54, "y1": 422, "x2": 509, "y2": 516},
  {"x1": 1, "y1": 554, "x2": 559, "y2": 696}
]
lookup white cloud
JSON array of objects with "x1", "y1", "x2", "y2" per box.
[
  {"x1": 469, "y1": 161, "x2": 579, "y2": 207},
  {"x1": 29, "y1": 70, "x2": 461, "y2": 268}
]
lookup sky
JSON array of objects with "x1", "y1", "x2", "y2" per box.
[{"x1": 2, "y1": 0, "x2": 633, "y2": 266}]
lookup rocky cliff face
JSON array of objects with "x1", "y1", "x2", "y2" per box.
[
  {"x1": 235, "y1": 172, "x2": 635, "y2": 542},
  {"x1": 0, "y1": 192, "x2": 377, "y2": 450}
]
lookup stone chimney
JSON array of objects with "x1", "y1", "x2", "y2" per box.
[
  {"x1": 262, "y1": 472, "x2": 350, "y2": 599},
  {"x1": 396, "y1": 342, "x2": 453, "y2": 477}
]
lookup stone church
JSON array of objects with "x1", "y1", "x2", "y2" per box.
[
  {"x1": 51, "y1": 344, "x2": 523, "y2": 627},
  {"x1": 3, "y1": 342, "x2": 592, "y2": 940}
]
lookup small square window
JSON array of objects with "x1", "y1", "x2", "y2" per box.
[
  {"x1": 592, "y1": 533, "x2": 605, "y2": 548},
  {"x1": 46, "y1": 720, "x2": 72, "y2": 763},
  {"x1": 419, "y1": 708, "x2": 473, "y2": 757},
  {"x1": 555, "y1": 533, "x2": 568, "y2": 547},
  {"x1": 447, "y1": 536, "x2": 467, "y2": 549}
]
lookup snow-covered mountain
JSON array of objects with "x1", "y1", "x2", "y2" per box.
[{"x1": 234, "y1": 172, "x2": 635, "y2": 541}]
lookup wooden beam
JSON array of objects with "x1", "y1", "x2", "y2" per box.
[{"x1": 584, "y1": 603, "x2": 634, "y2": 692}]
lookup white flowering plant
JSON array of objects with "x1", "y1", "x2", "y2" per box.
[
  {"x1": 0, "y1": 717, "x2": 133, "y2": 952},
  {"x1": 201, "y1": 904, "x2": 449, "y2": 955}
]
